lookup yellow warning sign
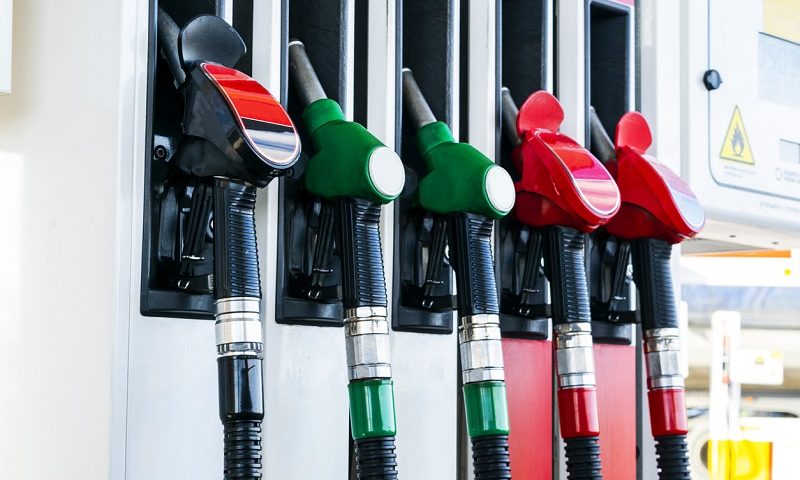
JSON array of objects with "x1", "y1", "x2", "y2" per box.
[{"x1": 720, "y1": 106, "x2": 754, "y2": 165}]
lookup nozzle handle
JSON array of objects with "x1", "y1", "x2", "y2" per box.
[
  {"x1": 157, "y1": 7, "x2": 187, "y2": 87},
  {"x1": 335, "y1": 198, "x2": 388, "y2": 309},
  {"x1": 213, "y1": 178, "x2": 261, "y2": 300},
  {"x1": 545, "y1": 226, "x2": 591, "y2": 325},
  {"x1": 632, "y1": 238, "x2": 692, "y2": 479},
  {"x1": 501, "y1": 88, "x2": 521, "y2": 147},
  {"x1": 402, "y1": 69, "x2": 437, "y2": 130},
  {"x1": 631, "y1": 238, "x2": 678, "y2": 330},
  {"x1": 447, "y1": 213, "x2": 500, "y2": 316},
  {"x1": 288, "y1": 40, "x2": 327, "y2": 107},
  {"x1": 589, "y1": 106, "x2": 617, "y2": 164}
]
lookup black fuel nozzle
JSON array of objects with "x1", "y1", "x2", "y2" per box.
[
  {"x1": 154, "y1": 9, "x2": 301, "y2": 480},
  {"x1": 156, "y1": 8, "x2": 299, "y2": 187}
]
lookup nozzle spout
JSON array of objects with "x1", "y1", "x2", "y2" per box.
[
  {"x1": 589, "y1": 107, "x2": 616, "y2": 164},
  {"x1": 501, "y1": 87, "x2": 521, "y2": 147},
  {"x1": 288, "y1": 40, "x2": 328, "y2": 107},
  {"x1": 402, "y1": 69, "x2": 437, "y2": 130},
  {"x1": 157, "y1": 7, "x2": 187, "y2": 87}
]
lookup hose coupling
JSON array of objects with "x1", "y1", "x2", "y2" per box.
[
  {"x1": 644, "y1": 328, "x2": 684, "y2": 389},
  {"x1": 459, "y1": 314, "x2": 505, "y2": 384},
  {"x1": 345, "y1": 306, "x2": 392, "y2": 380},
  {"x1": 554, "y1": 322, "x2": 596, "y2": 388},
  {"x1": 215, "y1": 297, "x2": 263, "y2": 356}
]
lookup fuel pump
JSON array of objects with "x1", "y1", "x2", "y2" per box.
[
  {"x1": 288, "y1": 41, "x2": 403, "y2": 479},
  {"x1": 501, "y1": 88, "x2": 621, "y2": 479},
  {"x1": 403, "y1": 69, "x2": 516, "y2": 479},
  {"x1": 155, "y1": 9, "x2": 300, "y2": 479},
  {"x1": 589, "y1": 108, "x2": 703, "y2": 480}
]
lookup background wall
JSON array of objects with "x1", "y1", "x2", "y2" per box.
[{"x1": 0, "y1": 0, "x2": 129, "y2": 478}]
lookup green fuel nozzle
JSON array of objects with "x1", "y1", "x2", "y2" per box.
[
  {"x1": 402, "y1": 69, "x2": 515, "y2": 219},
  {"x1": 289, "y1": 40, "x2": 399, "y2": 479},
  {"x1": 403, "y1": 68, "x2": 514, "y2": 480},
  {"x1": 289, "y1": 41, "x2": 405, "y2": 205}
]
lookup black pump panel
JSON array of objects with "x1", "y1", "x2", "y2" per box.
[
  {"x1": 274, "y1": 0, "x2": 350, "y2": 327},
  {"x1": 141, "y1": 0, "x2": 249, "y2": 319},
  {"x1": 585, "y1": 0, "x2": 636, "y2": 345},
  {"x1": 586, "y1": 0, "x2": 632, "y2": 145},
  {"x1": 496, "y1": 0, "x2": 551, "y2": 339},
  {"x1": 501, "y1": 0, "x2": 549, "y2": 111},
  {"x1": 391, "y1": 0, "x2": 458, "y2": 334}
]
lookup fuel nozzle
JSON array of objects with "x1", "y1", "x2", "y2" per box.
[
  {"x1": 403, "y1": 68, "x2": 514, "y2": 480},
  {"x1": 157, "y1": 8, "x2": 300, "y2": 187},
  {"x1": 155, "y1": 9, "x2": 300, "y2": 479},
  {"x1": 289, "y1": 39, "x2": 401, "y2": 479},
  {"x1": 599, "y1": 111, "x2": 703, "y2": 480},
  {"x1": 505, "y1": 87, "x2": 619, "y2": 231},
  {"x1": 289, "y1": 40, "x2": 405, "y2": 203},
  {"x1": 402, "y1": 69, "x2": 515, "y2": 218},
  {"x1": 503, "y1": 87, "x2": 623, "y2": 480}
]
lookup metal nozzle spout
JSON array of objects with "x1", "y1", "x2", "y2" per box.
[
  {"x1": 288, "y1": 40, "x2": 328, "y2": 107},
  {"x1": 501, "y1": 87, "x2": 521, "y2": 147},
  {"x1": 157, "y1": 6, "x2": 187, "y2": 87},
  {"x1": 588, "y1": 106, "x2": 616, "y2": 164},
  {"x1": 402, "y1": 68, "x2": 437, "y2": 130}
]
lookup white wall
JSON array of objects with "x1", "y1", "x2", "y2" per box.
[
  {"x1": 0, "y1": 0, "x2": 11, "y2": 94},
  {"x1": 0, "y1": 0, "x2": 129, "y2": 478}
]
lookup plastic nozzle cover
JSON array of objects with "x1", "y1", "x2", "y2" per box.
[
  {"x1": 512, "y1": 90, "x2": 620, "y2": 231},
  {"x1": 605, "y1": 112, "x2": 705, "y2": 242}
]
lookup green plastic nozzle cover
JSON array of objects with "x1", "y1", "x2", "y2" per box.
[
  {"x1": 302, "y1": 98, "x2": 401, "y2": 205},
  {"x1": 415, "y1": 121, "x2": 512, "y2": 219}
]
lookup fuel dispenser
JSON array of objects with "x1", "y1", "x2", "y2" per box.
[
  {"x1": 287, "y1": 41, "x2": 403, "y2": 478},
  {"x1": 583, "y1": 3, "x2": 638, "y2": 478},
  {"x1": 403, "y1": 69, "x2": 516, "y2": 479},
  {"x1": 147, "y1": 8, "x2": 300, "y2": 478},
  {"x1": 501, "y1": 88, "x2": 621, "y2": 479},
  {"x1": 589, "y1": 109, "x2": 703, "y2": 480},
  {"x1": 496, "y1": 1, "x2": 555, "y2": 477},
  {"x1": 394, "y1": 3, "x2": 461, "y2": 477}
]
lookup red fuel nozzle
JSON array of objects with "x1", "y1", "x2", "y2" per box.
[
  {"x1": 513, "y1": 91, "x2": 620, "y2": 231},
  {"x1": 592, "y1": 111, "x2": 702, "y2": 479},
  {"x1": 504, "y1": 90, "x2": 618, "y2": 479},
  {"x1": 605, "y1": 112, "x2": 704, "y2": 244}
]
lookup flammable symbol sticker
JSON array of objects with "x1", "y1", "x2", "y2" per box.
[{"x1": 720, "y1": 106, "x2": 755, "y2": 165}]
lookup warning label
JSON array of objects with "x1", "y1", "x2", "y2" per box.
[{"x1": 720, "y1": 106, "x2": 755, "y2": 165}]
